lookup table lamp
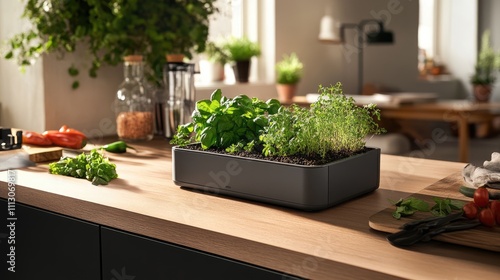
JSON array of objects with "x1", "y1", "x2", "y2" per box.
[{"x1": 319, "y1": 15, "x2": 394, "y2": 94}]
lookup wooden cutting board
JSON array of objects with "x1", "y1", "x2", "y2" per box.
[
  {"x1": 369, "y1": 171, "x2": 500, "y2": 252},
  {"x1": 22, "y1": 145, "x2": 63, "y2": 163}
]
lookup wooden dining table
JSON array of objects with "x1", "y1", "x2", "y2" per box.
[
  {"x1": 292, "y1": 96, "x2": 500, "y2": 163},
  {"x1": 1, "y1": 137, "x2": 499, "y2": 279}
]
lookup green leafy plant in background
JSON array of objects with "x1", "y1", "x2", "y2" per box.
[
  {"x1": 3, "y1": 0, "x2": 93, "y2": 89},
  {"x1": 204, "y1": 41, "x2": 230, "y2": 65},
  {"x1": 221, "y1": 36, "x2": 261, "y2": 62},
  {"x1": 2, "y1": 0, "x2": 218, "y2": 88},
  {"x1": 471, "y1": 29, "x2": 500, "y2": 85},
  {"x1": 275, "y1": 53, "x2": 304, "y2": 84}
]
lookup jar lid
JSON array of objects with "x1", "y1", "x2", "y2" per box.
[{"x1": 123, "y1": 55, "x2": 143, "y2": 62}]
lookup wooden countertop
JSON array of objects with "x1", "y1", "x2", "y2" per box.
[{"x1": 1, "y1": 138, "x2": 499, "y2": 279}]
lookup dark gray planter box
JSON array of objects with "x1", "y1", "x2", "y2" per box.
[{"x1": 172, "y1": 146, "x2": 380, "y2": 211}]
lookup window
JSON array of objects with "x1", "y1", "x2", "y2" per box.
[
  {"x1": 418, "y1": 0, "x2": 438, "y2": 75},
  {"x1": 196, "y1": 0, "x2": 275, "y2": 86},
  {"x1": 208, "y1": 0, "x2": 243, "y2": 41}
]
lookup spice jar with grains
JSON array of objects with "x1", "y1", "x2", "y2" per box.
[{"x1": 114, "y1": 55, "x2": 154, "y2": 141}]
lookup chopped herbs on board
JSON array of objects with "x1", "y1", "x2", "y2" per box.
[{"x1": 49, "y1": 149, "x2": 118, "y2": 185}]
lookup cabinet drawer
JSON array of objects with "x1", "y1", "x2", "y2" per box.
[
  {"x1": 101, "y1": 227, "x2": 301, "y2": 280},
  {"x1": 0, "y1": 199, "x2": 101, "y2": 280}
]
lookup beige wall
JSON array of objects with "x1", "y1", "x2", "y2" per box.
[
  {"x1": 0, "y1": 0, "x2": 45, "y2": 132},
  {"x1": 275, "y1": 0, "x2": 420, "y2": 95},
  {"x1": 42, "y1": 48, "x2": 122, "y2": 139},
  {"x1": 0, "y1": 1, "x2": 121, "y2": 136}
]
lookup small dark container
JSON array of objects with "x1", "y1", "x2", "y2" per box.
[
  {"x1": 232, "y1": 60, "x2": 250, "y2": 83},
  {"x1": 172, "y1": 146, "x2": 381, "y2": 211}
]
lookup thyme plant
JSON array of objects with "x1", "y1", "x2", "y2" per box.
[{"x1": 260, "y1": 82, "x2": 385, "y2": 158}]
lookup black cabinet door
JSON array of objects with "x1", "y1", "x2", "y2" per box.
[
  {"x1": 0, "y1": 199, "x2": 101, "y2": 280},
  {"x1": 101, "y1": 227, "x2": 301, "y2": 280}
]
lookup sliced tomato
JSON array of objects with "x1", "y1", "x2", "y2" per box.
[{"x1": 22, "y1": 131, "x2": 52, "y2": 146}]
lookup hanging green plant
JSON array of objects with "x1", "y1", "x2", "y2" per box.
[{"x1": 2, "y1": 0, "x2": 218, "y2": 89}]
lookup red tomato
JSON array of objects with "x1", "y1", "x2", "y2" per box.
[
  {"x1": 478, "y1": 208, "x2": 495, "y2": 227},
  {"x1": 462, "y1": 202, "x2": 479, "y2": 219},
  {"x1": 474, "y1": 187, "x2": 490, "y2": 208},
  {"x1": 489, "y1": 200, "x2": 500, "y2": 224}
]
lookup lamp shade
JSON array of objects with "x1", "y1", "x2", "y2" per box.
[
  {"x1": 318, "y1": 15, "x2": 340, "y2": 43},
  {"x1": 366, "y1": 30, "x2": 394, "y2": 44}
]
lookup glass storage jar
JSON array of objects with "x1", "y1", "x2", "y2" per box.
[{"x1": 114, "y1": 55, "x2": 154, "y2": 141}]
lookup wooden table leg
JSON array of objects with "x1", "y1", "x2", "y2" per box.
[{"x1": 458, "y1": 117, "x2": 469, "y2": 163}]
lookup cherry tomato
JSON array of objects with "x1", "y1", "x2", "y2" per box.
[
  {"x1": 489, "y1": 200, "x2": 500, "y2": 224},
  {"x1": 474, "y1": 187, "x2": 490, "y2": 208},
  {"x1": 462, "y1": 202, "x2": 479, "y2": 219},
  {"x1": 22, "y1": 131, "x2": 52, "y2": 146},
  {"x1": 478, "y1": 208, "x2": 495, "y2": 227}
]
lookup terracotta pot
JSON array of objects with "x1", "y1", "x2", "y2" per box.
[
  {"x1": 276, "y1": 84, "x2": 297, "y2": 103},
  {"x1": 165, "y1": 54, "x2": 185, "y2": 63},
  {"x1": 232, "y1": 60, "x2": 250, "y2": 83},
  {"x1": 123, "y1": 55, "x2": 143, "y2": 62},
  {"x1": 473, "y1": 84, "x2": 492, "y2": 103}
]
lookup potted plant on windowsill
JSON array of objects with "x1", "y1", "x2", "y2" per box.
[
  {"x1": 470, "y1": 30, "x2": 500, "y2": 102},
  {"x1": 275, "y1": 53, "x2": 304, "y2": 102},
  {"x1": 199, "y1": 41, "x2": 229, "y2": 83},
  {"x1": 221, "y1": 37, "x2": 261, "y2": 83},
  {"x1": 170, "y1": 82, "x2": 385, "y2": 211}
]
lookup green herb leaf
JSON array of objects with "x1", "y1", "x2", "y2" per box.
[
  {"x1": 430, "y1": 197, "x2": 466, "y2": 217},
  {"x1": 68, "y1": 66, "x2": 79, "y2": 76},
  {"x1": 210, "y1": 89, "x2": 222, "y2": 102},
  {"x1": 391, "y1": 197, "x2": 430, "y2": 220}
]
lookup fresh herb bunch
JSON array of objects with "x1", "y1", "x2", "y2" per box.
[
  {"x1": 171, "y1": 89, "x2": 281, "y2": 151},
  {"x1": 222, "y1": 37, "x2": 261, "y2": 62},
  {"x1": 391, "y1": 197, "x2": 430, "y2": 220},
  {"x1": 49, "y1": 149, "x2": 118, "y2": 185},
  {"x1": 260, "y1": 82, "x2": 385, "y2": 158},
  {"x1": 430, "y1": 197, "x2": 466, "y2": 217},
  {"x1": 275, "y1": 53, "x2": 304, "y2": 84},
  {"x1": 391, "y1": 197, "x2": 467, "y2": 220}
]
